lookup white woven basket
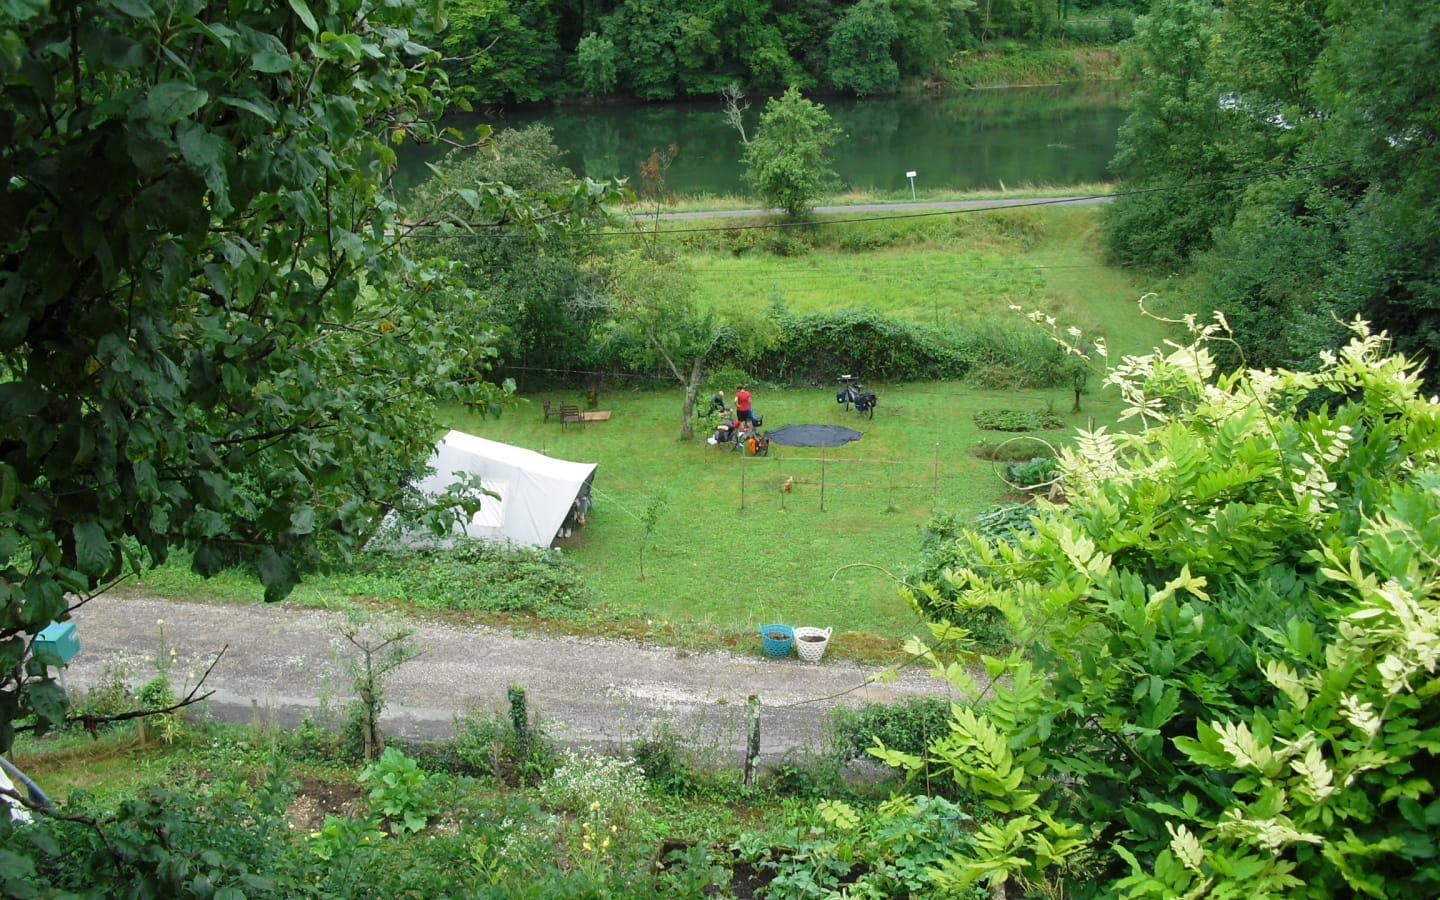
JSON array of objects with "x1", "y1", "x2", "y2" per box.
[{"x1": 793, "y1": 626, "x2": 832, "y2": 662}]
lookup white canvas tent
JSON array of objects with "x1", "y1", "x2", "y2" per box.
[{"x1": 412, "y1": 430, "x2": 596, "y2": 547}]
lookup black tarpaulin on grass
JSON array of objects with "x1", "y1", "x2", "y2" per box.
[{"x1": 763, "y1": 424, "x2": 864, "y2": 447}]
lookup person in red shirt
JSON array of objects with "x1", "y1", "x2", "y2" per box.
[{"x1": 735, "y1": 385, "x2": 753, "y2": 423}]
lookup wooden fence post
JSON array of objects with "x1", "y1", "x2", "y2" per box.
[
  {"x1": 743, "y1": 694, "x2": 761, "y2": 788},
  {"x1": 933, "y1": 443, "x2": 940, "y2": 504},
  {"x1": 819, "y1": 446, "x2": 827, "y2": 511}
]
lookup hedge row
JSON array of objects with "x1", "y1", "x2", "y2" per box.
[
  {"x1": 758, "y1": 308, "x2": 975, "y2": 384},
  {"x1": 513, "y1": 308, "x2": 1069, "y2": 391}
]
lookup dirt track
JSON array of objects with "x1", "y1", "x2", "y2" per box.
[{"x1": 61, "y1": 592, "x2": 955, "y2": 765}]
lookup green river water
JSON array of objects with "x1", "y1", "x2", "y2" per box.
[{"x1": 396, "y1": 82, "x2": 1126, "y2": 198}]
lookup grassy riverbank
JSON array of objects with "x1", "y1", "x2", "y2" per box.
[{"x1": 617, "y1": 182, "x2": 1117, "y2": 215}]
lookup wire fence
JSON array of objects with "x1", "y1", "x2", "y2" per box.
[{"x1": 733, "y1": 446, "x2": 944, "y2": 513}]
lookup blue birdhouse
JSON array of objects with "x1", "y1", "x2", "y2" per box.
[{"x1": 33, "y1": 622, "x2": 80, "y2": 664}]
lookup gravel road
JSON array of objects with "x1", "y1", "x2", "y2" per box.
[{"x1": 61, "y1": 593, "x2": 955, "y2": 766}]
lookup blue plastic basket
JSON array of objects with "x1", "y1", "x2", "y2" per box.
[{"x1": 759, "y1": 624, "x2": 794, "y2": 658}]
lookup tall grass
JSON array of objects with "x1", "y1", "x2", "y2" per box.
[
  {"x1": 680, "y1": 206, "x2": 1172, "y2": 363},
  {"x1": 953, "y1": 47, "x2": 1120, "y2": 87}
]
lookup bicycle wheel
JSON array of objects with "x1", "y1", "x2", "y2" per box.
[{"x1": 861, "y1": 401, "x2": 875, "y2": 419}]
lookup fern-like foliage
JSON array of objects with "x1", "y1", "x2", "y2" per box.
[{"x1": 880, "y1": 316, "x2": 1440, "y2": 899}]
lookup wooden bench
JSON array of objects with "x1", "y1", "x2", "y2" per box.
[{"x1": 559, "y1": 403, "x2": 585, "y2": 430}]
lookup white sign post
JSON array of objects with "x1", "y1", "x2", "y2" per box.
[{"x1": 905, "y1": 170, "x2": 917, "y2": 201}]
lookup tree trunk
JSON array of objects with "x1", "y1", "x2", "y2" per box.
[{"x1": 681, "y1": 355, "x2": 704, "y2": 440}]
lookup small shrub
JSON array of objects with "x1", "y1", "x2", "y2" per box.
[
  {"x1": 763, "y1": 308, "x2": 973, "y2": 383},
  {"x1": 348, "y1": 540, "x2": 592, "y2": 616},
  {"x1": 721, "y1": 228, "x2": 757, "y2": 256},
  {"x1": 1109, "y1": 9, "x2": 1136, "y2": 40},
  {"x1": 764, "y1": 233, "x2": 809, "y2": 257},
  {"x1": 765, "y1": 750, "x2": 852, "y2": 800},
  {"x1": 68, "y1": 666, "x2": 133, "y2": 731},
  {"x1": 309, "y1": 813, "x2": 386, "y2": 861},
  {"x1": 451, "y1": 694, "x2": 560, "y2": 786},
  {"x1": 632, "y1": 722, "x2": 743, "y2": 800},
  {"x1": 383, "y1": 735, "x2": 473, "y2": 775},
  {"x1": 288, "y1": 713, "x2": 341, "y2": 761},
  {"x1": 972, "y1": 436, "x2": 1055, "y2": 462},
  {"x1": 830, "y1": 698, "x2": 952, "y2": 763}
]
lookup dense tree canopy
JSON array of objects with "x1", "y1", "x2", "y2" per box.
[
  {"x1": 1102, "y1": 0, "x2": 1227, "y2": 268},
  {"x1": 1103, "y1": 0, "x2": 1440, "y2": 381},
  {"x1": 440, "y1": 0, "x2": 564, "y2": 104},
  {"x1": 0, "y1": 0, "x2": 610, "y2": 751},
  {"x1": 826, "y1": 0, "x2": 902, "y2": 96},
  {"x1": 403, "y1": 125, "x2": 621, "y2": 392},
  {"x1": 435, "y1": 0, "x2": 1100, "y2": 101}
]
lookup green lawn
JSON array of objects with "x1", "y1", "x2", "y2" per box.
[
  {"x1": 135, "y1": 205, "x2": 1178, "y2": 656},
  {"x1": 685, "y1": 206, "x2": 1174, "y2": 362},
  {"x1": 454, "y1": 207, "x2": 1173, "y2": 651},
  {"x1": 444, "y1": 378, "x2": 1135, "y2": 653}
]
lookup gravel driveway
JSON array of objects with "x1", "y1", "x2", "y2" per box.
[{"x1": 61, "y1": 592, "x2": 956, "y2": 766}]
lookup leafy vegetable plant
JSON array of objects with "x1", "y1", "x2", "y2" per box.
[{"x1": 359, "y1": 748, "x2": 441, "y2": 835}]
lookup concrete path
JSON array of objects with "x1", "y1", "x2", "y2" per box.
[{"x1": 62, "y1": 593, "x2": 956, "y2": 765}]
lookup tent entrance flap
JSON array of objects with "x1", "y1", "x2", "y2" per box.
[{"x1": 412, "y1": 431, "x2": 598, "y2": 547}]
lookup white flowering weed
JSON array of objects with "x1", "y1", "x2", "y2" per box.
[{"x1": 538, "y1": 750, "x2": 646, "y2": 817}]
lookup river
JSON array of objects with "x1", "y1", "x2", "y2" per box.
[{"x1": 395, "y1": 82, "x2": 1126, "y2": 198}]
